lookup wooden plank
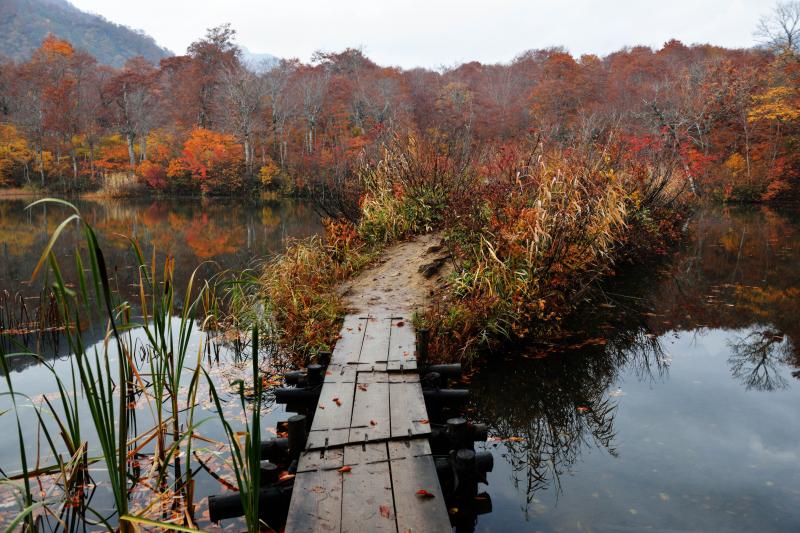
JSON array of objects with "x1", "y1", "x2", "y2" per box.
[
  {"x1": 331, "y1": 315, "x2": 368, "y2": 366},
  {"x1": 387, "y1": 373, "x2": 420, "y2": 383},
  {"x1": 309, "y1": 381, "x2": 355, "y2": 432},
  {"x1": 389, "y1": 380, "x2": 431, "y2": 439},
  {"x1": 341, "y1": 443, "x2": 396, "y2": 533},
  {"x1": 358, "y1": 316, "x2": 391, "y2": 365},
  {"x1": 323, "y1": 363, "x2": 357, "y2": 383},
  {"x1": 388, "y1": 440, "x2": 451, "y2": 533},
  {"x1": 387, "y1": 437, "x2": 432, "y2": 459},
  {"x1": 387, "y1": 318, "x2": 417, "y2": 372},
  {"x1": 285, "y1": 458, "x2": 344, "y2": 532},
  {"x1": 297, "y1": 447, "x2": 344, "y2": 473},
  {"x1": 350, "y1": 374, "x2": 390, "y2": 443},
  {"x1": 352, "y1": 362, "x2": 387, "y2": 373},
  {"x1": 306, "y1": 428, "x2": 350, "y2": 450}
]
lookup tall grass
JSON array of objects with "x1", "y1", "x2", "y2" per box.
[
  {"x1": 259, "y1": 133, "x2": 685, "y2": 362},
  {"x1": 259, "y1": 218, "x2": 372, "y2": 359},
  {"x1": 0, "y1": 198, "x2": 215, "y2": 532},
  {"x1": 204, "y1": 325, "x2": 264, "y2": 532}
]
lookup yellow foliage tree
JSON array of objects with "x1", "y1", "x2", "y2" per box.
[
  {"x1": 748, "y1": 86, "x2": 800, "y2": 123},
  {"x1": 259, "y1": 158, "x2": 280, "y2": 187},
  {"x1": 0, "y1": 123, "x2": 34, "y2": 185}
]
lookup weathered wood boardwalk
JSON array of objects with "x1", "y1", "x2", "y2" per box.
[{"x1": 285, "y1": 314, "x2": 452, "y2": 533}]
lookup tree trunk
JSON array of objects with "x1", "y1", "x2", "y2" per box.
[
  {"x1": 139, "y1": 136, "x2": 147, "y2": 162},
  {"x1": 89, "y1": 142, "x2": 96, "y2": 180},
  {"x1": 38, "y1": 146, "x2": 45, "y2": 187},
  {"x1": 244, "y1": 135, "x2": 252, "y2": 175},
  {"x1": 71, "y1": 147, "x2": 78, "y2": 182},
  {"x1": 126, "y1": 132, "x2": 136, "y2": 171}
]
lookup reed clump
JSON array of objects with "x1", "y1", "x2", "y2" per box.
[
  {"x1": 0, "y1": 199, "x2": 269, "y2": 532},
  {"x1": 261, "y1": 134, "x2": 686, "y2": 362},
  {"x1": 259, "y1": 218, "x2": 372, "y2": 359}
]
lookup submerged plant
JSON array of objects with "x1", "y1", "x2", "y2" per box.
[
  {"x1": 0, "y1": 198, "x2": 214, "y2": 532},
  {"x1": 204, "y1": 325, "x2": 263, "y2": 532}
]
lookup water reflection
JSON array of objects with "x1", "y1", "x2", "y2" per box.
[
  {"x1": 0, "y1": 196, "x2": 322, "y2": 299},
  {"x1": 0, "y1": 196, "x2": 322, "y2": 361},
  {"x1": 472, "y1": 205, "x2": 800, "y2": 532}
]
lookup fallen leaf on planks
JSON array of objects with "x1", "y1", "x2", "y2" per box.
[
  {"x1": 379, "y1": 504, "x2": 392, "y2": 518},
  {"x1": 337, "y1": 466, "x2": 352, "y2": 473},
  {"x1": 416, "y1": 489, "x2": 435, "y2": 498}
]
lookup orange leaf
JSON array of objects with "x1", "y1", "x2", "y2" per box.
[
  {"x1": 338, "y1": 466, "x2": 352, "y2": 473},
  {"x1": 333, "y1": 397, "x2": 342, "y2": 406},
  {"x1": 416, "y1": 489, "x2": 435, "y2": 498},
  {"x1": 370, "y1": 420, "x2": 377, "y2": 426},
  {"x1": 396, "y1": 321, "x2": 405, "y2": 327},
  {"x1": 379, "y1": 504, "x2": 392, "y2": 518},
  {"x1": 418, "y1": 419, "x2": 429, "y2": 425}
]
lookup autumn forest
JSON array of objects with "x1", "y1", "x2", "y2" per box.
[
  {"x1": 0, "y1": 9, "x2": 798, "y2": 201},
  {"x1": 2, "y1": 2, "x2": 800, "y2": 532}
]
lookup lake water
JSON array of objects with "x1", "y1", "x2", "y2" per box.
[
  {"x1": 1, "y1": 198, "x2": 798, "y2": 531},
  {"x1": 472, "y1": 206, "x2": 800, "y2": 532}
]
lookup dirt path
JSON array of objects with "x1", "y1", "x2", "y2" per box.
[{"x1": 340, "y1": 232, "x2": 452, "y2": 317}]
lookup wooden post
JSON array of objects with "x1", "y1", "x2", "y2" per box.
[{"x1": 287, "y1": 414, "x2": 308, "y2": 459}]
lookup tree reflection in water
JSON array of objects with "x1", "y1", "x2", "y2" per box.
[
  {"x1": 728, "y1": 329, "x2": 793, "y2": 391},
  {"x1": 470, "y1": 205, "x2": 800, "y2": 518},
  {"x1": 471, "y1": 306, "x2": 671, "y2": 514}
]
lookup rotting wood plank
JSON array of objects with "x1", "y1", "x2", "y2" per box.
[
  {"x1": 309, "y1": 381, "x2": 355, "y2": 432},
  {"x1": 285, "y1": 449, "x2": 344, "y2": 532},
  {"x1": 331, "y1": 315, "x2": 368, "y2": 366},
  {"x1": 341, "y1": 442, "x2": 396, "y2": 533},
  {"x1": 297, "y1": 447, "x2": 345, "y2": 473},
  {"x1": 322, "y1": 363, "x2": 357, "y2": 384},
  {"x1": 389, "y1": 378, "x2": 431, "y2": 439},
  {"x1": 287, "y1": 310, "x2": 448, "y2": 533},
  {"x1": 387, "y1": 317, "x2": 417, "y2": 372},
  {"x1": 388, "y1": 439, "x2": 451, "y2": 533},
  {"x1": 358, "y1": 316, "x2": 392, "y2": 365},
  {"x1": 349, "y1": 372, "x2": 390, "y2": 443},
  {"x1": 306, "y1": 428, "x2": 349, "y2": 451}
]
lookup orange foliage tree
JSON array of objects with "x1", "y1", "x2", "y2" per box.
[{"x1": 169, "y1": 128, "x2": 245, "y2": 194}]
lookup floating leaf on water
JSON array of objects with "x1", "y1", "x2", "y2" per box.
[{"x1": 659, "y1": 492, "x2": 670, "y2": 501}]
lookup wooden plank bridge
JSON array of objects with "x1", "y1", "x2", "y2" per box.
[{"x1": 285, "y1": 314, "x2": 452, "y2": 533}]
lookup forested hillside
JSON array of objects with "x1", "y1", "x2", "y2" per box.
[
  {"x1": 0, "y1": 0, "x2": 170, "y2": 67},
  {"x1": 0, "y1": 9, "x2": 798, "y2": 201}
]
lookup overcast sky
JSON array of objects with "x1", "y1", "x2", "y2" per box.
[{"x1": 68, "y1": 0, "x2": 774, "y2": 68}]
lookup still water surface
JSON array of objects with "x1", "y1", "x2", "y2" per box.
[
  {"x1": 473, "y1": 206, "x2": 800, "y2": 532},
  {"x1": 0, "y1": 198, "x2": 798, "y2": 531}
]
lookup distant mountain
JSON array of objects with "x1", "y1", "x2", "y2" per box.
[
  {"x1": 0, "y1": 0, "x2": 172, "y2": 67},
  {"x1": 240, "y1": 46, "x2": 280, "y2": 73}
]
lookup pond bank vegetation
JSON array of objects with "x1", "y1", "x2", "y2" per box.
[{"x1": 259, "y1": 132, "x2": 687, "y2": 362}]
